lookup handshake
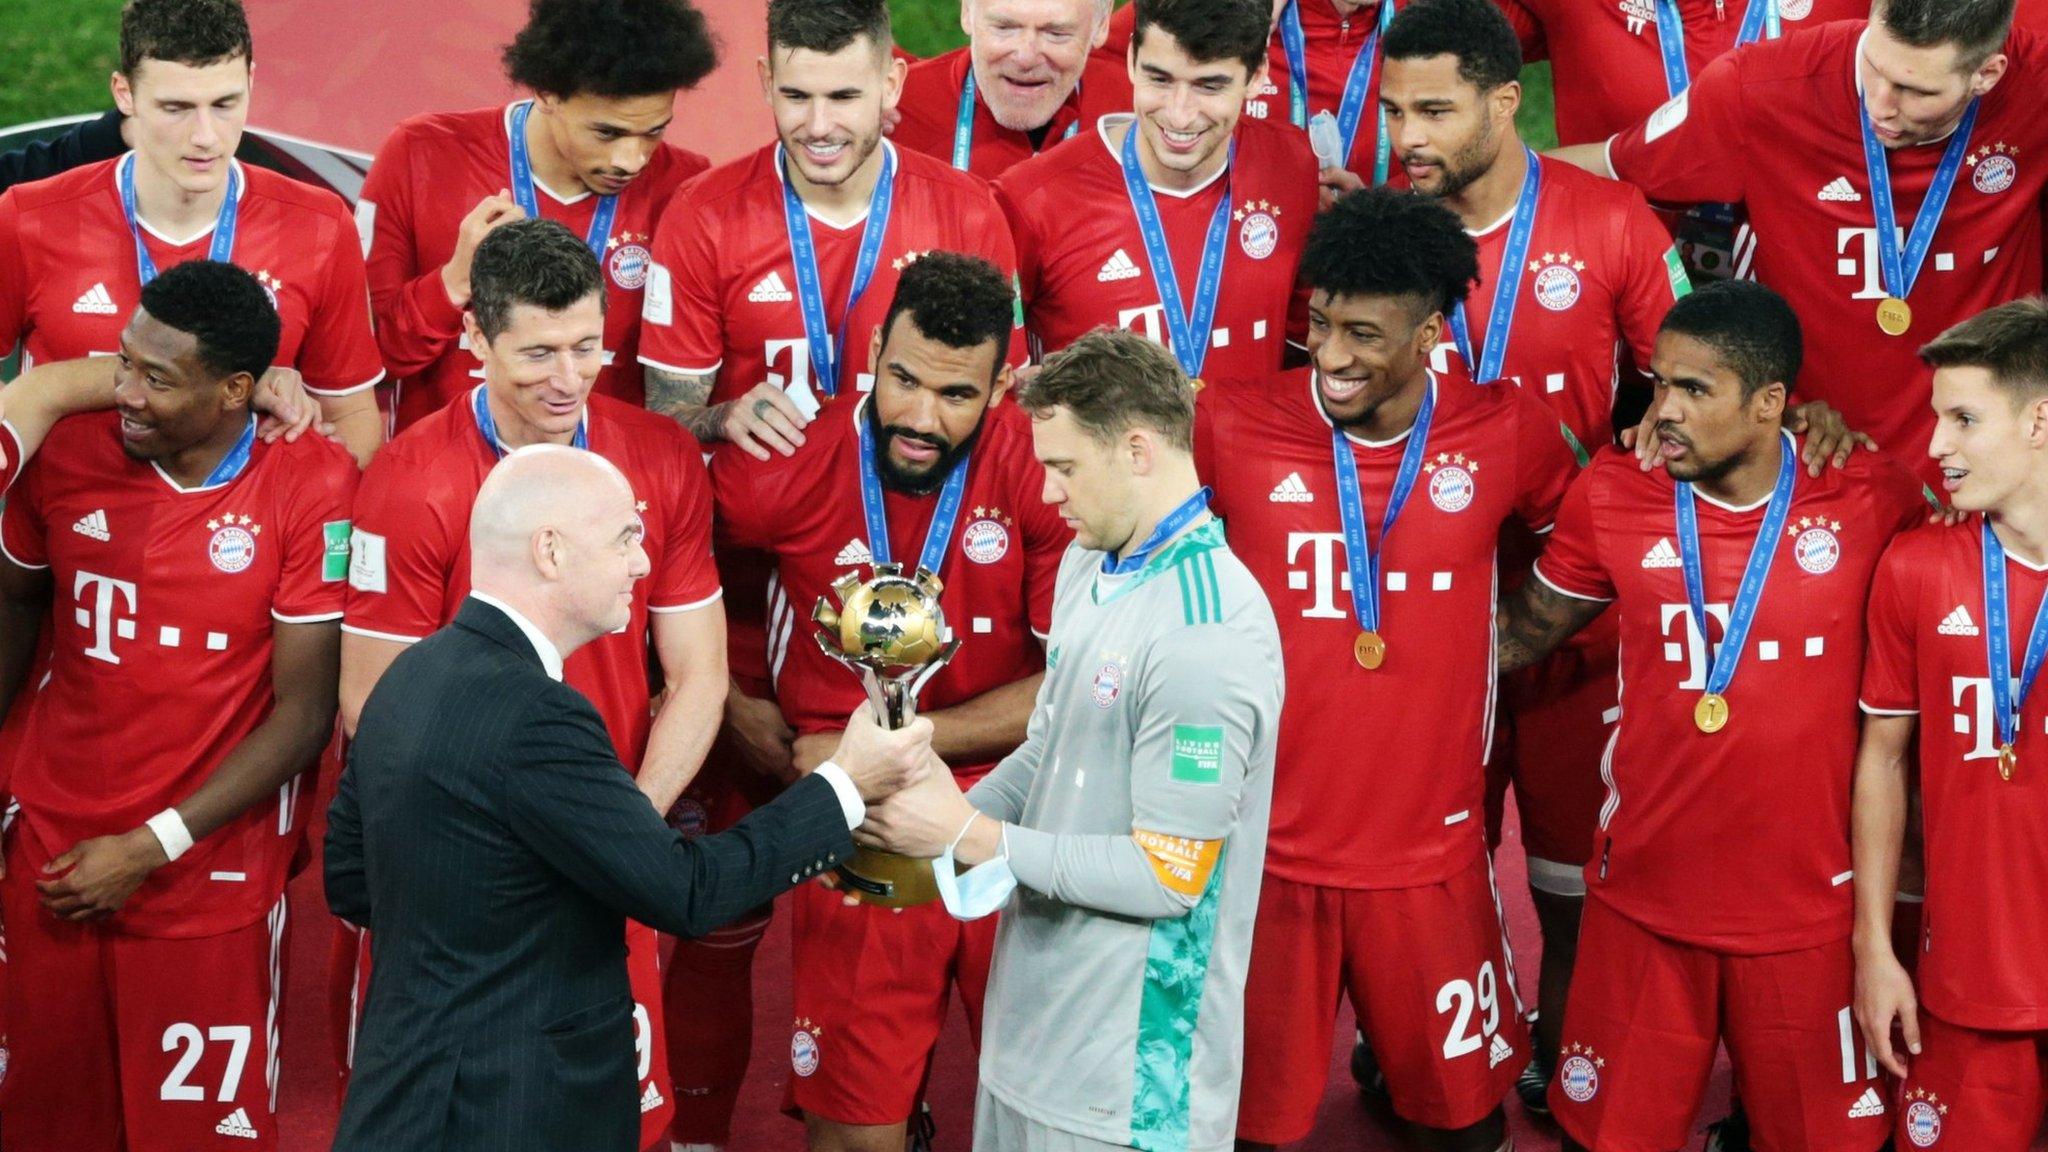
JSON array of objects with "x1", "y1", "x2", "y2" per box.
[{"x1": 816, "y1": 704, "x2": 986, "y2": 860}]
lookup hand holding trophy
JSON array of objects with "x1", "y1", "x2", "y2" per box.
[{"x1": 813, "y1": 563, "x2": 961, "y2": 907}]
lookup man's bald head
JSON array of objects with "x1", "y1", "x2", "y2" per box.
[{"x1": 471, "y1": 444, "x2": 650, "y2": 652}]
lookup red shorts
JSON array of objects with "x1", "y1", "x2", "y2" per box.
[
  {"x1": 783, "y1": 878, "x2": 996, "y2": 1125},
  {"x1": 1238, "y1": 853, "x2": 1531, "y2": 1141},
  {"x1": 1492, "y1": 614, "x2": 1619, "y2": 883},
  {"x1": 1549, "y1": 897, "x2": 1888, "y2": 1152},
  {"x1": 1, "y1": 834, "x2": 287, "y2": 1151},
  {"x1": 1893, "y1": 1009, "x2": 2048, "y2": 1152}
]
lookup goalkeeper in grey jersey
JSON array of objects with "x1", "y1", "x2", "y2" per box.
[{"x1": 861, "y1": 329, "x2": 1283, "y2": 1152}]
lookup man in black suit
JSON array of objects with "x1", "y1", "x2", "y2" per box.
[{"x1": 327, "y1": 444, "x2": 934, "y2": 1152}]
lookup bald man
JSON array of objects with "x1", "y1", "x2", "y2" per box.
[{"x1": 326, "y1": 445, "x2": 936, "y2": 1152}]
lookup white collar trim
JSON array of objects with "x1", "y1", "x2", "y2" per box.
[{"x1": 471, "y1": 591, "x2": 566, "y2": 681}]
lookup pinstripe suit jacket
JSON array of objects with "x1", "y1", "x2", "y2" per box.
[{"x1": 326, "y1": 598, "x2": 853, "y2": 1152}]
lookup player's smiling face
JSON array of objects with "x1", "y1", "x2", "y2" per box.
[
  {"x1": 111, "y1": 55, "x2": 252, "y2": 198},
  {"x1": 533, "y1": 90, "x2": 675, "y2": 196},
  {"x1": 761, "y1": 39, "x2": 906, "y2": 190},
  {"x1": 1305, "y1": 288, "x2": 1440, "y2": 430},
  {"x1": 467, "y1": 293, "x2": 606, "y2": 447},
  {"x1": 1929, "y1": 365, "x2": 2048, "y2": 513},
  {"x1": 866, "y1": 312, "x2": 1011, "y2": 494},
  {"x1": 966, "y1": 0, "x2": 1106, "y2": 132},
  {"x1": 1127, "y1": 25, "x2": 1258, "y2": 188},
  {"x1": 1858, "y1": 23, "x2": 2008, "y2": 149},
  {"x1": 112, "y1": 308, "x2": 250, "y2": 466},
  {"x1": 1646, "y1": 331, "x2": 1784, "y2": 485},
  {"x1": 1381, "y1": 54, "x2": 1517, "y2": 199}
]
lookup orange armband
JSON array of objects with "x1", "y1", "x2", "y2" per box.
[{"x1": 1131, "y1": 828, "x2": 1223, "y2": 897}]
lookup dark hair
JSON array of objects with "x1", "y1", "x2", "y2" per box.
[
  {"x1": 1301, "y1": 188, "x2": 1478, "y2": 317},
  {"x1": 880, "y1": 252, "x2": 1017, "y2": 376},
  {"x1": 503, "y1": 0, "x2": 719, "y2": 98},
  {"x1": 1383, "y1": 0, "x2": 1523, "y2": 92},
  {"x1": 1017, "y1": 328, "x2": 1195, "y2": 451},
  {"x1": 767, "y1": 0, "x2": 892, "y2": 57},
  {"x1": 137, "y1": 260, "x2": 279, "y2": 384},
  {"x1": 1876, "y1": 0, "x2": 2016, "y2": 70},
  {"x1": 1130, "y1": 0, "x2": 1271, "y2": 75},
  {"x1": 1660, "y1": 280, "x2": 1803, "y2": 398},
  {"x1": 1919, "y1": 297, "x2": 2048, "y2": 401},
  {"x1": 120, "y1": 0, "x2": 252, "y2": 77},
  {"x1": 469, "y1": 219, "x2": 608, "y2": 342}
]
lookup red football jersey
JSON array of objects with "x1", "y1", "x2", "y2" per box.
[
  {"x1": 0, "y1": 422, "x2": 22, "y2": 495},
  {"x1": 1534, "y1": 439, "x2": 1921, "y2": 952},
  {"x1": 1607, "y1": 23, "x2": 2048, "y2": 484},
  {"x1": 1860, "y1": 520, "x2": 2048, "y2": 1031},
  {"x1": 0, "y1": 157, "x2": 383, "y2": 396},
  {"x1": 1437, "y1": 154, "x2": 1688, "y2": 459},
  {"x1": 1498, "y1": 0, "x2": 1868, "y2": 146},
  {"x1": 0, "y1": 413, "x2": 358, "y2": 938},
  {"x1": 1195, "y1": 370, "x2": 1576, "y2": 888},
  {"x1": 638, "y1": 141, "x2": 1023, "y2": 406},
  {"x1": 359, "y1": 104, "x2": 708, "y2": 431},
  {"x1": 892, "y1": 47, "x2": 1135, "y2": 179},
  {"x1": 708, "y1": 395, "x2": 1068, "y2": 777},
  {"x1": 343, "y1": 389, "x2": 721, "y2": 766},
  {"x1": 998, "y1": 115, "x2": 1316, "y2": 379}
]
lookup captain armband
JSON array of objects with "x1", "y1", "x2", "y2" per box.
[{"x1": 1131, "y1": 828, "x2": 1223, "y2": 898}]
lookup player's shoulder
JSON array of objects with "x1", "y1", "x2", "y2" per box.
[
  {"x1": 1154, "y1": 537, "x2": 1281, "y2": 650},
  {"x1": 892, "y1": 139, "x2": 999, "y2": 203},
  {"x1": 640, "y1": 140, "x2": 712, "y2": 198},
  {"x1": 1821, "y1": 445, "x2": 1923, "y2": 505},
  {"x1": 589, "y1": 392, "x2": 693, "y2": 456},
  {"x1": 1232, "y1": 113, "x2": 1317, "y2": 170},
  {"x1": 902, "y1": 46, "x2": 969, "y2": 99},
  {"x1": 257, "y1": 423, "x2": 358, "y2": 494},
  {"x1": 1877, "y1": 515, "x2": 1969, "y2": 576},
  {"x1": 367, "y1": 396, "x2": 475, "y2": 476},
  {"x1": 38, "y1": 409, "x2": 121, "y2": 463},
  {"x1": 1536, "y1": 152, "x2": 1652, "y2": 211},
  {"x1": 240, "y1": 163, "x2": 353, "y2": 224},
  {"x1": 1573, "y1": 443, "x2": 1663, "y2": 500},
  {"x1": 994, "y1": 122, "x2": 1111, "y2": 209},
  {"x1": 1736, "y1": 18, "x2": 1863, "y2": 84},
  {"x1": 1198, "y1": 369, "x2": 1310, "y2": 428},
  {"x1": 675, "y1": 144, "x2": 780, "y2": 210},
  {"x1": 2, "y1": 155, "x2": 118, "y2": 214},
  {"x1": 382, "y1": 104, "x2": 503, "y2": 153}
]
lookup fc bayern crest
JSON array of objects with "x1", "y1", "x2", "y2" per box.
[
  {"x1": 1531, "y1": 253, "x2": 1585, "y2": 313},
  {"x1": 1970, "y1": 144, "x2": 2018, "y2": 195},
  {"x1": 1779, "y1": 0, "x2": 1813, "y2": 19},
  {"x1": 1425, "y1": 452, "x2": 1479, "y2": 513},
  {"x1": 608, "y1": 234, "x2": 652, "y2": 291},
  {"x1": 667, "y1": 797, "x2": 708, "y2": 838},
  {"x1": 1237, "y1": 199, "x2": 1281, "y2": 261},
  {"x1": 1794, "y1": 523, "x2": 1841, "y2": 575},
  {"x1": 1903, "y1": 1092, "x2": 1945, "y2": 1147},
  {"x1": 208, "y1": 516, "x2": 258, "y2": 574},
  {"x1": 962, "y1": 514, "x2": 1011, "y2": 565},
  {"x1": 1559, "y1": 1045, "x2": 1602, "y2": 1103},
  {"x1": 1092, "y1": 661, "x2": 1123, "y2": 708},
  {"x1": 790, "y1": 1026, "x2": 820, "y2": 1077}
]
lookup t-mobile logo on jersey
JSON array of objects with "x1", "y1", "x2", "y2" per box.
[
  {"x1": 74, "y1": 570, "x2": 138, "y2": 665},
  {"x1": 1658, "y1": 601, "x2": 1733, "y2": 691},
  {"x1": 1948, "y1": 676, "x2": 2044, "y2": 762},
  {"x1": 1285, "y1": 532, "x2": 1353, "y2": 620},
  {"x1": 1835, "y1": 228, "x2": 1988, "y2": 300},
  {"x1": 1115, "y1": 305, "x2": 1262, "y2": 357}
]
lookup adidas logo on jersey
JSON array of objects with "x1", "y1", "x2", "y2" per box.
[
  {"x1": 1847, "y1": 1086, "x2": 1886, "y2": 1118},
  {"x1": 1097, "y1": 249, "x2": 1142, "y2": 283},
  {"x1": 1939, "y1": 605, "x2": 1981, "y2": 636},
  {"x1": 72, "y1": 509, "x2": 110, "y2": 542},
  {"x1": 833, "y1": 539, "x2": 872, "y2": 568},
  {"x1": 215, "y1": 1108, "x2": 259, "y2": 1139},
  {"x1": 1487, "y1": 1033, "x2": 1515, "y2": 1069},
  {"x1": 1641, "y1": 537, "x2": 1681, "y2": 569},
  {"x1": 71, "y1": 282, "x2": 118, "y2": 315},
  {"x1": 748, "y1": 272, "x2": 794, "y2": 304},
  {"x1": 1268, "y1": 472, "x2": 1313, "y2": 503},
  {"x1": 1818, "y1": 177, "x2": 1863, "y2": 203},
  {"x1": 640, "y1": 1080, "x2": 666, "y2": 1113}
]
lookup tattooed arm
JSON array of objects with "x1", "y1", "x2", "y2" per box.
[
  {"x1": 1496, "y1": 576, "x2": 1609, "y2": 674},
  {"x1": 645, "y1": 365, "x2": 812, "y2": 460}
]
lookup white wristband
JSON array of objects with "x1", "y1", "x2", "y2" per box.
[{"x1": 145, "y1": 808, "x2": 194, "y2": 862}]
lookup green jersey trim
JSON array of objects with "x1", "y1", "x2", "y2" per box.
[{"x1": 1128, "y1": 847, "x2": 1227, "y2": 1152}]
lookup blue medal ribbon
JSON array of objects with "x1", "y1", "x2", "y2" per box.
[
  {"x1": 470, "y1": 384, "x2": 587, "y2": 457},
  {"x1": 507, "y1": 101, "x2": 619, "y2": 259},
  {"x1": 1448, "y1": 149, "x2": 1542, "y2": 385},
  {"x1": 200, "y1": 415, "x2": 259, "y2": 487},
  {"x1": 855, "y1": 404, "x2": 972, "y2": 577},
  {"x1": 1674, "y1": 431, "x2": 1797, "y2": 705},
  {"x1": 1104, "y1": 487, "x2": 1212, "y2": 576},
  {"x1": 119, "y1": 152, "x2": 241, "y2": 286},
  {"x1": 1653, "y1": 0, "x2": 1781, "y2": 98},
  {"x1": 781, "y1": 144, "x2": 897, "y2": 398},
  {"x1": 1329, "y1": 377, "x2": 1435, "y2": 638},
  {"x1": 1280, "y1": 0, "x2": 1396, "y2": 183},
  {"x1": 1118, "y1": 127, "x2": 1232, "y2": 379},
  {"x1": 1858, "y1": 93, "x2": 1981, "y2": 306},
  {"x1": 952, "y1": 70, "x2": 1080, "y2": 170},
  {"x1": 1979, "y1": 517, "x2": 2048, "y2": 760}
]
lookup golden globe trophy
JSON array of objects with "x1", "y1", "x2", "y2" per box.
[{"x1": 812, "y1": 563, "x2": 961, "y2": 908}]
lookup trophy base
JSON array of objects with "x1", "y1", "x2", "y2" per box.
[{"x1": 834, "y1": 848, "x2": 941, "y2": 909}]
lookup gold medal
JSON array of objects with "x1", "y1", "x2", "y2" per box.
[
  {"x1": 1694, "y1": 693, "x2": 1730, "y2": 734},
  {"x1": 1876, "y1": 296, "x2": 1913, "y2": 336},
  {"x1": 2000, "y1": 743, "x2": 2018, "y2": 782},
  {"x1": 1354, "y1": 630, "x2": 1386, "y2": 670}
]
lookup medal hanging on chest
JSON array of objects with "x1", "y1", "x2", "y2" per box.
[{"x1": 1674, "y1": 435, "x2": 1797, "y2": 733}]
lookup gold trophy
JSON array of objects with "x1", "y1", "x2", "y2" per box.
[{"x1": 812, "y1": 563, "x2": 961, "y2": 908}]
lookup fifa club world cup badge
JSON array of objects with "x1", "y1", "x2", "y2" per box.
[
  {"x1": 1558, "y1": 1043, "x2": 1603, "y2": 1103},
  {"x1": 1790, "y1": 516, "x2": 1843, "y2": 576},
  {"x1": 790, "y1": 1018, "x2": 822, "y2": 1078},
  {"x1": 1425, "y1": 452, "x2": 1478, "y2": 514},
  {"x1": 1969, "y1": 142, "x2": 2019, "y2": 196},
  {"x1": 1236, "y1": 199, "x2": 1281, "y2": 261},
  {"x1": 962, "y1": 507, "x2": 1013, "y2": 565},
  {"x1": 207, "y1": 514, "x2": 260, "y2": 574},
  {"x1": 1902, "y1": 1088, "x2": 1947, "y2": 1147},
  {"x1": 1530, "y1": 252, "x2": 1585, "y2": 313},
  {"x1": 607, "y1": 232, "x2": 652, "y2": 290}
]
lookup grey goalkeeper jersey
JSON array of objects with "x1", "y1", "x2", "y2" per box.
[{"x1": 968, "y1": 518, "x2": 1282, "y2": 1152}]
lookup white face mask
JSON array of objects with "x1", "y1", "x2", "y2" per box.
[{"x1": 933, "y1": 815, "x2": 1017, "y2": 921}]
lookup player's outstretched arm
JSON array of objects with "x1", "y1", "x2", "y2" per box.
[
  {"x1": 647, "y1": 365, "x2": 810, "y2": 459},
  {"x1": 1496, "y1": 576, "x2": 1608, "y2": 673},
  {"x1": 313, "y1": 390, "x2": 384, "y2": 468},
  {"x1": 1851, "y1": 712, "x2": 1920, "y2": 1078},
  {"x1": 637, "y1": 606, "x2": 730, "y2": 814},
  {"x1": 36, "y1": 620, "x2": 341, "y2": 922},
  {"x1": 1546, "y1": 141, "x2": 1615, "y2": 179}
]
